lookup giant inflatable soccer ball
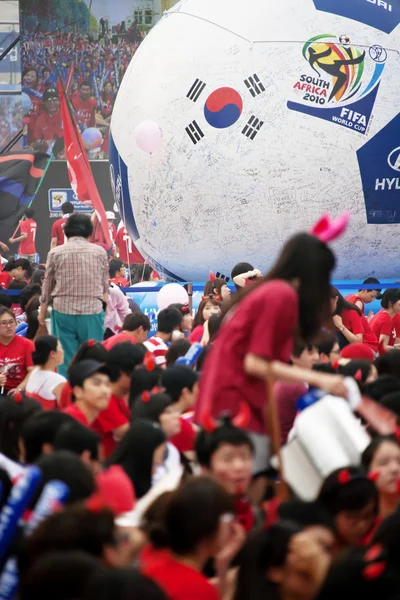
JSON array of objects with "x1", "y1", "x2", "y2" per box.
[{"x1": 110, "y1": 0, "x2": 400, "y2": 281}]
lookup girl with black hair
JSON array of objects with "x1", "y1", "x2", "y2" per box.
[
  {"x1": 317, "y1": 467, "x2": 378, "y2": 548},
  {"x1": 26, "y1": 335, "x2": 66, "y2": 409},
  {"x1": 362, "y1": 435, "x2": 400, "y2": 521},
  {"x1": 105, "y1": 420, "x2": 167, "y2": 499},
  {"x1": 141, "y1": 477, "x2": 244, "y2": 600},
  {"x1": 370, "y1": 289, "x2": 400, "y2": 353},
  {"x1": 195, "y1": 231, "x2": 347, "y2": 472},
  {"x1": 0, "y1": 393, "x2": 41, "y2": 471},
  {"x1": 190, "y1": 298, "x2": 221, "y2": 344},
  {"x1": 84, "y1": 568, "x2": 167, "y2": 600}
]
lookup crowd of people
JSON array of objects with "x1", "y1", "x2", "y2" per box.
[
  {"x1": 1, "y1": 208, "x2": 400, "y2": 600},
  {"x1": 21, "y1": 23, "x2": 143, "y2": 157}
]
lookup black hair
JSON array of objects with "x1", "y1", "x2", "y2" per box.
[
  {"x1": 195, "y1": 417, "x2": 254, "y2": 468},
  {"x1": 337, "y1": 359, "x2": 374, "y2": 383},
  {"x1": 364, "y1": 375, "x2": 400, "y2": 402},
  {"x1": 19, "y1": 284, "x2": 42, "y2": 312},
  {"x1": 317, "y1": 467, "x2": 378, "y2": 516},
  {"x1": 105, "y1": 421, "x2": 166, "y2": 499},
  {"x1": 375, "y1": 352, "x2": 400, "y2": 380},
  {"x1": 381, "y1": 289, "x2": 400, "y2": 310},
  {"x1": 332, "y1": 287, "x2": 362, "y2": 316},
  {"x1": 0, "y1": 395, "x2": 42, "y2": 462},
  {"x1": 208, "y1": 313, "x2": 222, "y2": 341},
  {"x1": 61, "y1": 201, "x2": 74, "y2": 215},
  {"x1": 106, "y1": 342, "x2": 146, "y2": 382},
  {"x1": 231, "y1": 233, "x2": 335, "y2": 342},
  {"x1": 292, "y1": 339, "x2": 315, "y2": 358},
  {"x1": 8, "y1": 258, "x2": 33, "y2": 278},
  {"x1": 149, "y1": 476, "x2": 234, "y2": 555},
  {"x1": 80, "y1": 80, "x2": 92, "y2": 88},
  {"x1": 313, "y1": 362, "x2": 337, "y2": 374},
  {"x1": 19, "y1": 551, "x2": 105, "y2": 600},
  {"x1": 24, "y1": 207, "x2": 35, "y2": 219},
  {"x1": 131, "y1": 392, "x2": 173, "y2": 424},
  {"x1": 380, "y1": 391, "x2": 400, "y2": 418},
  {"x1": 122, "y1": 312, "x2": 150, "y2": 332},
  {"x1": 361, "y1": 435, "x2": 400, "y2": 471},
  {"x1": 0, "y1": 292, "x2": 12, "y2": 309},
  {"x1": 32, "y1": 451, "x2": 96, "y2": 506},
  {"x1": 157, "y1": 308, "x2": 183, "y2": 334},
  {"x1": 0, "y1": 306, "x2": 15, "y2": 321},
  {"x1": 131, "y1": 263, "x2": 154, "y2": 283},
  {"x1": 234, "y1": 522, "x2": 303, "y2": 600},
  {"x1": 317, "y1": 332, "x2": 338, "y2": 357},
  {"x1": 53, "y1": 420, "x2": 100, "y2": 461},
  {"x1": 109, "y1": 259, "x2": 125, "y2": 278},
  {"x1": 21, "y1": 412, "x2": 74, "y2": 464},
  {"x1": 64, "y1": 214, "x2": 93, "y2": 239},
  {"x1": 32, "y1": 335, "x2": 59, "y2": 366},
  {"x1": 359, "y1": 277, "x2": 381, "y2": 293},
  {"x1": 0, "y1": 467, "x2": 12, "y2": 511},
  {"x1": 168, "y1": 303, "x2": 190, "y2": 316},
  {"x1": 24, "y1": 506, "x2": 115, "y2": 567},
  {"x1": 129, "y1": 365, "x2": 163, "y2": 408},
  {"x1": 165, "y1": 339, "x2": 191, "y2": 367},
  {"x1": 231, "y1": 262, "x2": 254, "y2": 290},
  {"x1": 83, "y1": 568, "x2": 167, "y2": 600},
  {"x1": 68, "y1": 341, "x2": 108, "y2": 376},
  {"x1": 277, "y1": 500, "x2": 335, "y2": 530},
  {"x1": 31, "y1": 269, "x2": 45, "y2": 286}
]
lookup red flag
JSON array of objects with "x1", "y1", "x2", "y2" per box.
[{"x1": 58, "y1": 80, "x2": 111, "y2": 247}]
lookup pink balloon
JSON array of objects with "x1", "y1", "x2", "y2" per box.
[
  {"x1": 82, "y1": 127, "x2": 103, "y2": 149},
  {"x1": 157, "y1": 284, "x2": 189, "y2": 310},
  {"x1": 134, "y1": 120, "x2": 163, "y2": 154}
]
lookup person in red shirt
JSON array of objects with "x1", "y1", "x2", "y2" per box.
[
  {"x1": 72, "y1": 81, "x2": 97, "y2": 129},
  {"x1": 106, "y1": 211, "x2": 117, "y2": 243},
  {"x1": 140, "y1": 477, "x2": 244, "y2": 600},
  {"x1": 109, "y1": 259, "x2": 128, "y2": 287},
  {"x1": 162, "y1": 365, "x2": 199, "y2": 454},
  {"x1": 63, "y1": 359, "x2": 112, "y2": 427},
  {"x1": 370, "y1": 289, "x2": 400, "y2": 353},
  {"x1": 0, "y1": 307, "x2": 34, "y2": 395},
  {"x1": 194, "y1": 232, "x2": 347, "y2": 474},
  {"x1": 331, "y1": 288, "x2": 378, "y2": 353},
  {"x1": 9, "y1": 207, "x2": 37, "y2": 262},
  {"x1": 190, "y1": 298, "x2": 221, "y2": 344},
  {"x1": 31, "y1": 87, "x2": 63, "y2": 147},
  {"x1": 115, "y1": 225, "x2": 144, "y2": 265},
  {"x1": 346, "y1": 277, "x2": 382, "y2": 319},
  {"x1": 103, "y1": 312, "x2": 150, "y2": 350},
  {"x1": 93, "y1": 343, "x2": 146, "y2": 458},
  {"x1": 51, "y1": 201, "x2": 74, "y2": 249}
]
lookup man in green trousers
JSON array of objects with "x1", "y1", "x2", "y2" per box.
[{"x1": 38, "y1": 213, "x2": 109, "y2": 376}]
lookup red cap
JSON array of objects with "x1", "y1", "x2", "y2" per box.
[
  {"x1": 341, "y1": 343, "x2": 375, "y2": 361},
  {"x1": 95, "y1": 466, "x2": 136, "y2": 515}
]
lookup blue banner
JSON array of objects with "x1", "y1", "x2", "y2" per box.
[
  {"x1": 0, "y1": 33, "x2": 20, "y2": 79},
  {"x1": 48, "y1": 189, "x2": 94, "y2": 215},
  {"x1": 312, "y1": 0, "x2": 400, "y2": 34}
]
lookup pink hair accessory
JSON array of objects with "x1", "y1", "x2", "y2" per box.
[{"x1": 310, "y1": 212, "x2": 350, "y2": 243}]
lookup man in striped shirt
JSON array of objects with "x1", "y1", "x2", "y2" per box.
[
  {"x1": 39, "y1": 214, "x2": 109, "y2": 376},
  {"x1": 144, "y1": 308, "x2": 183, "y2": 368}
]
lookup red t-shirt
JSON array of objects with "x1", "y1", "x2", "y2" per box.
[
  {"x1": 170, "y1": 417, "x2": 196, "y2": 453},
  {"x1": 51, "y1": 217, "x2": 68, "y2": 246},
  {"x1": 346, "y1": 294, "x2": 365, "y2": 314},
  {"x1": 32, "y1": 108, "x2": 63, "y2": 142},
  {"x1": 103, "y1": 332, "x2": 137, "y2": 350},
  {"x1": 71, "y1": 94, "x2": 97, "y2": 128},
  {"x1": 194, "y1": 280, "x2": 298, "y2": 434},
  {"x1": 345, "y1": 297, "x2": 378, "y2": 350},
  {"x1": 59, "y1": 381, "x2": 72, "y2": 409},
  {"x1": 19, "y1": 219, "x2": 37, "y2": 255},
  {"x1": 341, "y1": 308, "x2": 364, "y2": 336},
  {"x1": 115, "y1": 227, "x2": 144, "y2": 264},
  {"x1": 109, "y1": 276, "x2": 128, "y2": 287},
  {"x1": 0, "y1": 272, "x2": 12, "y2": 290},
  {"x1": 274, "y1": 382, "x2": 307, "y2": 444},
  {"x1": 371, "y1": 310, "x2": 398, "y2": 347},
  {"x1": 92, "y1": 395, "x2": 129, "y2": 458},
  {"x1": 62, "y1": 404, "x2": 90, "y2": 427},
  {"x1": 189, "y1": 325, "x2": 204, "y2": 344},
  {"x1": 141, "y1": 546, "x2": 220, "y2": 600},
  {"x1": 0, "y1": 335, "x2": 34, "y2": 390}
]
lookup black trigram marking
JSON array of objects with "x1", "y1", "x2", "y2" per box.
[
  {"x1": 216, "y1": 272, "x2": 230, "y2": 282},
  {"x1": 185, "y1": 120, "x2": 204, "y2": 145},
  {"x1": 241, "y1": 115, "x2": 264, "y2": 140},
  {"x1": 186, "y1": 78, "x2": 206, "y2": 102},
  {"x1": 244, "y1": 74, "x2": 265, "y2": 97}
]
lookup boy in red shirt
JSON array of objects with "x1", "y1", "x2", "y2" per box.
[
  {"x1": 109, "y1": 259, "x2": 128, "y2": 287},
  {"x1": 115, "y1": 225, "x2": 144, "y2": 264},
  {"x1": 346, "y1": 277, "x2": 382, "y2": 316},
  {"x1": 72, "y1": 81, "x2": 97, "y2": 129},
  {"x1": 63, "y1": 359, "x2": 112, "y2": 427},
  {"x1": 0, "y1": 307, "x2": 34, "y2": 394},
  {"x1": 103, "y1": 312, "x2": 150, "y2": 350},
  {"x1": 9, "y1": 207, "x2": 37, "y2": 262},
  {"x1": 162, "y1": 365, "x2": 199, "y2": 454},
  {"x1": 51, "y1": 201, "x2": 74, "y2": 249}
]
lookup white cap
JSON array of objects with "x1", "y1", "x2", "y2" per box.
[{"x1": 105, "y1": 211, "x2": 116, "y2": 220}]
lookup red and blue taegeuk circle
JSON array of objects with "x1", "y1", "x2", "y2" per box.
[{"x1": 204, "y1": 87, "x2": 243, "y2": 129}]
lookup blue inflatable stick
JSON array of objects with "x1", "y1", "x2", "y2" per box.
[{"x1": 175, "y1": 343, "x2": 203, "y2": 367}]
